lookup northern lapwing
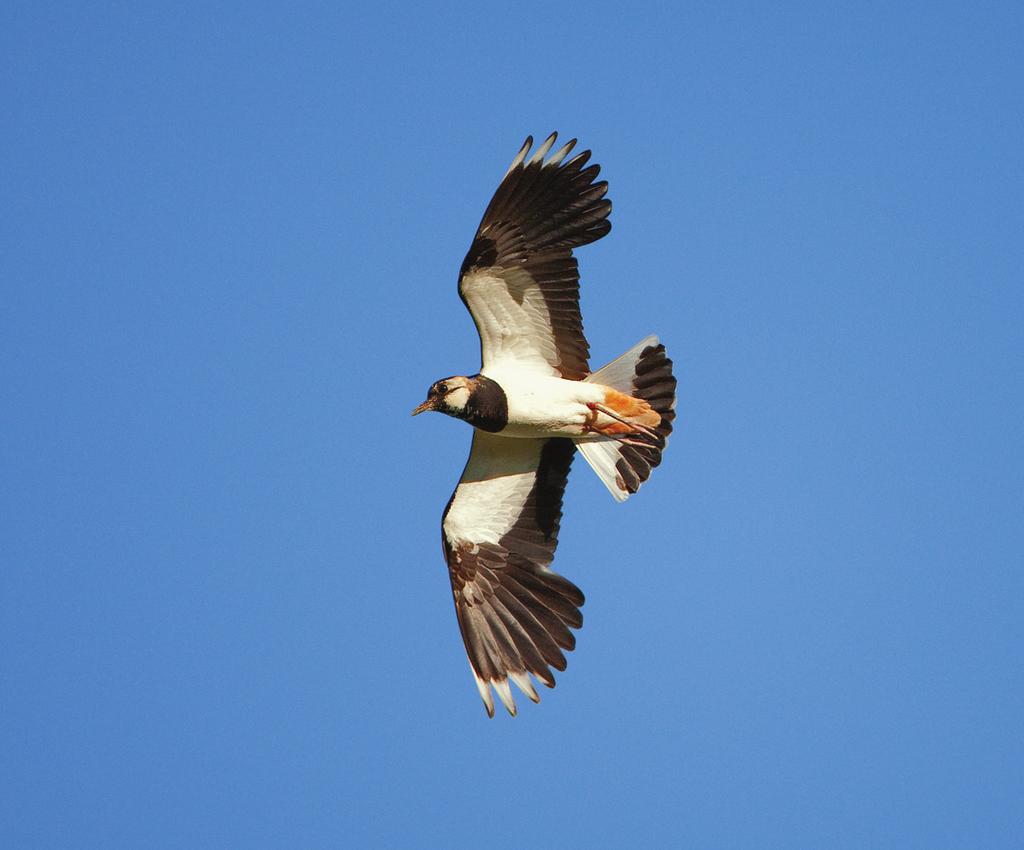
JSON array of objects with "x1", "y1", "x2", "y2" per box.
[{"x1": 413, "y1": 133, "x2": 677, "y2": 716}]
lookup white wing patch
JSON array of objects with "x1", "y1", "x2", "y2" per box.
[
  {"x1": 460, "y1": 268, "x2": 562, "y2": 377},
  {"x1": 443, "y1": 431, "x2": 544, "y2": 546}
]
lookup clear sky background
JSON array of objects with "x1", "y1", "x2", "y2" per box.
[{"x1": 3, "y1": 2, "x2": 1022, "y2": 848}]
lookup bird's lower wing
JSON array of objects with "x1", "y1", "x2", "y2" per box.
[{"x1": 442, "y1": 432, "x2": 583, "y2": 716}]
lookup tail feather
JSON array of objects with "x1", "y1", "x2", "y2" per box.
[
  {"x1": 577, "y1": 338, "x2": 676, "y2": 501},
  {"x1": 586, "y1": 335, "x2": 659, "y2": 391}
]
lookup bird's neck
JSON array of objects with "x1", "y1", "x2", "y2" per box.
[{"x1": 460, "y1": 375, "x2": 508, "y2": 432}]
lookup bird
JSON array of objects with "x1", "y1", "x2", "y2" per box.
[{"x1": 412, "y1": 132, "x2": 677, "y2": 716}]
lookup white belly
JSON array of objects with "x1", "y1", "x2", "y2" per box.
[{"x1": 482, "y1": 367, "x2": 605, "y2": 438}]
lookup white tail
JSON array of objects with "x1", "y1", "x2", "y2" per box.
[{"x1": 575, "y1": 336, "x2": 676, "y2": 501}]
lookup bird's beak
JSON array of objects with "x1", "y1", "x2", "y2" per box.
[{"x1": 411, "y1": 398, "x2": 435, "y2": 416}]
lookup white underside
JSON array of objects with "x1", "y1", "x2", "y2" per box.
[
  {"x1": 475, "y1": 335, "x2": 663, "y2": 504},
  {"x1": 481, "y1": 363, "x2": 605, "y2": 438}
]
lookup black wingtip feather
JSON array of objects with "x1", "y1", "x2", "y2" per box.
[{"x1": 472, "y1": 136, "x2": 611, "y2": 259}]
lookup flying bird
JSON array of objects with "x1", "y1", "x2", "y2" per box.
[{"x1": 413, "y1": 133, "x2": 677, "y2": 716}]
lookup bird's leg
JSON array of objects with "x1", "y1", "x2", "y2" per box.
[
  {"x1": 608, "y1": 433, "x2": 661, "y2": 449},
  {"x1": 586, "y1": 402, "x2": 661, "y2": 440},
  {"x1": 581, "y1": 421, "x2": 657, "y2": 449}
]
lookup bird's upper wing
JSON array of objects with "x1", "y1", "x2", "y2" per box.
[
  {"x1": 458, "y1": 133, "x2": 612, "y2": 380},
  {"x1": 442, "y1": 431, "x2": 583, "y2": 716}
]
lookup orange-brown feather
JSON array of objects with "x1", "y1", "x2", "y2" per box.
[{"x1": 589, "y1": 387, "x2": 662, "y2": 435}]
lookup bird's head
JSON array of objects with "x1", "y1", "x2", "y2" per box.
[{"x1": 412, "y1": 376, "x2": 473, "y2": 418}]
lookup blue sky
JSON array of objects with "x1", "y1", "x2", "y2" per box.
[{"x1": 3, "y1": 2, "x2": 1022, "y2": 847}]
